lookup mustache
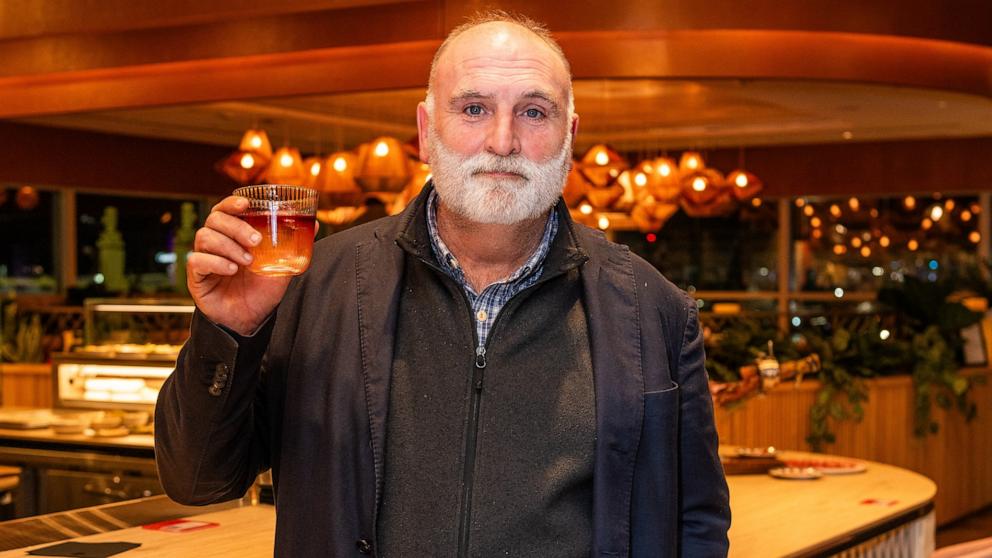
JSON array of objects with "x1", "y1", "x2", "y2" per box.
[{"x1": 466, "y1": 155, "x2": 530, "y2": 180}]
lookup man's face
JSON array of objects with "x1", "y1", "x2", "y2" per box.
[{"x1": 418, "y1": 23, "x2": 578, "y2": 225}]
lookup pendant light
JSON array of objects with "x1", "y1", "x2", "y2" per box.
[
  {"x1": 265, "y1": 146, "x2": 306, "y2": 185},
  {"x1": 354, "y1": 137, "x2": 411, "y2": 194}
]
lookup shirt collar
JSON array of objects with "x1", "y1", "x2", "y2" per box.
[{"x1": 425, "y1": 188, "x2": 559, "y2": 292}]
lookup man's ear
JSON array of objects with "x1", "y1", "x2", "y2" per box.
[
  {"x1": 416, "y1": 102, "x2": 431, "y2": 163},
  {"x1": 570, "y1": 112, "x2": 580, "y2": 139}
]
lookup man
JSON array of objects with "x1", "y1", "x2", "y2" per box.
[{"x1": 155, "y1": 11, "x2": 730, "y2": 557}]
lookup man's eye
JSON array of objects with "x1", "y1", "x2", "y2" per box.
[
  {"x1": 464, "y1": 105, "x2": 484, "y2": 116},
  {"x1": 524, "y1": 108, "x2": 545, "y2": 119}
]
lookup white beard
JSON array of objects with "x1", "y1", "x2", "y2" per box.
[{"x1": 426, "y1": 124, "x2": 573, "y2": 225}]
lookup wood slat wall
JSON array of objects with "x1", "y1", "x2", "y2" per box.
[
  {"x1": 0, "y1": 364, "x2": 52, "y2": 408},
  {"x1": 715, "y1": 368, "x2": 992, "y2": 525}
]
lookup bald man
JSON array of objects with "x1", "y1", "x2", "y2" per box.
[{"x1": 156, "y1": 11, "x2": 730, "y2": 558}]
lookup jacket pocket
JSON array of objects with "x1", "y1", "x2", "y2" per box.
[
  {"x1": 643, "y1": 382, "x2": 679, "y2": 417},
  {"x1": 631, "y1": 383, "x2": 680, "y2": 557}
]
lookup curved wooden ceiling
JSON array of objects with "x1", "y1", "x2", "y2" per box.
[{"x1": 0, "y1": 0, "x2": 989, "y2": 119}]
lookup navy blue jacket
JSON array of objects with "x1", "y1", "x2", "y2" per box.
[{"x1": 155, "y1": 186, "x2": 730, "y2": 557}]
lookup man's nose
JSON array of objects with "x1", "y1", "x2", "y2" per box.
[{"x1": 485, "y1": 113, "x2": 520, "y2": 157}]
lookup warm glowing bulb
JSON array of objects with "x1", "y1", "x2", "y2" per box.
[
  {"x1": 930, "y1": 206, "x2": 944, "y2": 221},
  {"x1": 795, "y1": 198, "x2": 806, "y2": 208},
  {"x1": 659, "y1": 163, "x2": 672, "y2": 177},
  {"x1": 634, "y1": 172, "x2": 648, "y2": 187},
  {"x1": 692, "y1": 177, "x2": 707, "y2": 192},
  {"x1": 751, "y1": 198, "x2": 762, "y2": 207},
  {"x1": 851, "y1": 237, "x2": 862, "y2": 248},
  {"x1": 249, "y1": 134, "x2": 262, "y2": 149},
  {"x1": 810, "y1": 217, "x2": 822, "y2": 228},
  {"x1": 830, "y1": 204, "x2": 841, "y2": 218},
  {"x1": 904, "y1": 196, "x2": 916, "y2": 210},
  {"x1": 833, "y1": 244, "x2": 846, "y2": 255},
  {"x1": 870, "y1": 208, "x2": 879, "y2": 218},
  {"x1": 579, "y1": 203, "x2": 593, "y2": 215},
  {"x1": 961, "y1": 210, "x2": 973, "y2": 222},
  {"x1": 239, "y1": 153, "x2": 255, "y2": 169},
  {"x1": 908, "y1": 239, "x2": 919, "y2": 251},
  {"x1": 944, "y1": 199, "x2": 955, "y2": 211},
  {"x1": 280, "y1": 152, "x2": 293, "y2": 167},
  {"x1": 333, "y1": 156, "x2": 348, "y2": 172},
  {"x1": 597, "y1": 216, "x2": 610, "y2": 230},
  {"x1": 594, "y1": 149, "x2": 609, "y2": 166},
  {"x1": 735, "y1": 173, "x2": 748, "y2": 188},
  {"x1": 922, "y1": 218, "x2": 933, "y2": 230},
  {"x1": 812, "y1": 229, "x2": 823, "y2": 239},
  {"x1": 860, "y1": 246, "x2": 871, "y2": 257},
  {"x1": 880, "y1": 235, "x2": 890, "y2": 247},
  {"x1": 971, "y1": 203, "x2": 981, "y2": 214},
  {"x1": 803, "y1": 205, "x2": 815, "y2": 217},
  {"x1": 374, "y1": 141, "x2": 390, "y2": 157},
  {"x1": 642, "y1": 164, "x2": 654, "y2": 173},
  {"x1": 970, "y1": 231, "x2": 981, "y2": 244},
  {"x1": 685, "y1": 155, "x2": 701, "y2": 170},
  {"x1": 848, "y1": 197, "x2": 860, "y2": 211},
  {"x1": 310, "y1": 161, "x2": 321, "y2": 176}
]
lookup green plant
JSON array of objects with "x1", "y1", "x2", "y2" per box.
[
  {"x1": 878, "y1": 275, "x2": 982, "y2": 436},
  {"x1": 1, "y1": 305, "x2": 44, "y2": 363},
  {"x1": 703, "y1": 317, "x2": 788, "y2": 382},
  {"x1": 910, "y1": 325, "x2": 977, "y2": 436},
  {"x1": 803, "y1": 324, "x2": 909, "y2": 450},
  {"x1": 705, "y1": 268, "x2": 985, "y2": 451}
]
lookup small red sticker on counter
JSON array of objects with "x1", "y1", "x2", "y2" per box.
[
  {"x1": 860, "y1": 498, "x2": 899, "y2": 507},
  {"x1": 143, "y1": 519, "x2": 219, "y2": 533}
]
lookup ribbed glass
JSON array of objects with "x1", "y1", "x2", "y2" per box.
[{"x1": 233, "y1": 184, "x2": 318, "y2": 277}]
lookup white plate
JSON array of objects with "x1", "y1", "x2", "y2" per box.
[
  {"x1": 768, "y1": 467, "x2": 822, "y2": 480},
  {"x1": 785, "y1": 459, "x2": 867, "y2": 475},
  {"x1": 735, "y1": 446, "x2": 777, "y2": 459}
]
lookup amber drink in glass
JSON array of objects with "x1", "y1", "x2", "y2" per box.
[{"x1": 234, "y1": 184, "x2": 319, "y2": 276}]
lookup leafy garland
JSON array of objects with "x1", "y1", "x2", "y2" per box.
[{"x1": 705, "y1": 273, "x2": 984, "y2": 451}]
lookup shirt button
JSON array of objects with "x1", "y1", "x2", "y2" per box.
[
  {"x1": 476, "y1": 310, "x2": 488, "y2": 322},
  {"x1": 356, "y1": 539, "x2": 373, "y2": 554}
]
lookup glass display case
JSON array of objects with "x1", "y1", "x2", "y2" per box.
[{"x1": 52, "y1": 298, "x2": 194, "y2": 411}]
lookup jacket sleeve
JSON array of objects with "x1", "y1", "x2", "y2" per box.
[
  {"x1": 154, "y1": 310, "x2": 275, "y2": 505},
  {"x1": 677, "y1": 303, "x2": 731, "y2": 556}
]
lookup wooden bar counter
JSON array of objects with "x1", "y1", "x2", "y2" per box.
[
  {"x1": 726, "y1": 449, "x2": 936, "y2": 557},
  {"x1": 0, "y1": 450, "x2": 936, "y2": 557}
]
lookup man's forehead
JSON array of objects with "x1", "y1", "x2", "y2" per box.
[{"x1": 435, "y1": 22, "x2": 570, "y2": 91}]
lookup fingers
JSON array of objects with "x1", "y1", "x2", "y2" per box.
[
  {"x1": 195, "y1": 227, "x2": 254, "y2": 267},
  {"x1": 204, "y1": 203, "x2": 261, "y2": 251},
  {"x1": 187, "y1": 252, "x2": 239, "y2": 282},
  {"x1": 211, "y1": 195, "x2": 248, "y2": 215}
]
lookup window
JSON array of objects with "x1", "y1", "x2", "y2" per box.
[
  {"x1": 76, "y1": 193, "x2": 203, "y2": 294},
  {"x1": 617, "y1": 202, "x2": 778, "y2": 293},
  {"x1": 792, "y1": 195, "x2": 981, "y2": 292},
  {"x1": 0, "y1": 186, "x2": 56, "y2": 293}
]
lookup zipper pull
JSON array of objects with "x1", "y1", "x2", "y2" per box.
[{"x1": 475, "y1": 346, "x2": 487, "y2": 369}]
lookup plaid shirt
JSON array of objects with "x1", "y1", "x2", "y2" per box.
[{"x1": 426, "y1": 189, "x2": 559, "y2": 349}]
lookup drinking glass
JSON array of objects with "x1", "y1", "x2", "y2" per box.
[{"x1": 233, "y1": 184, "x2": 319, "y2": 277}]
